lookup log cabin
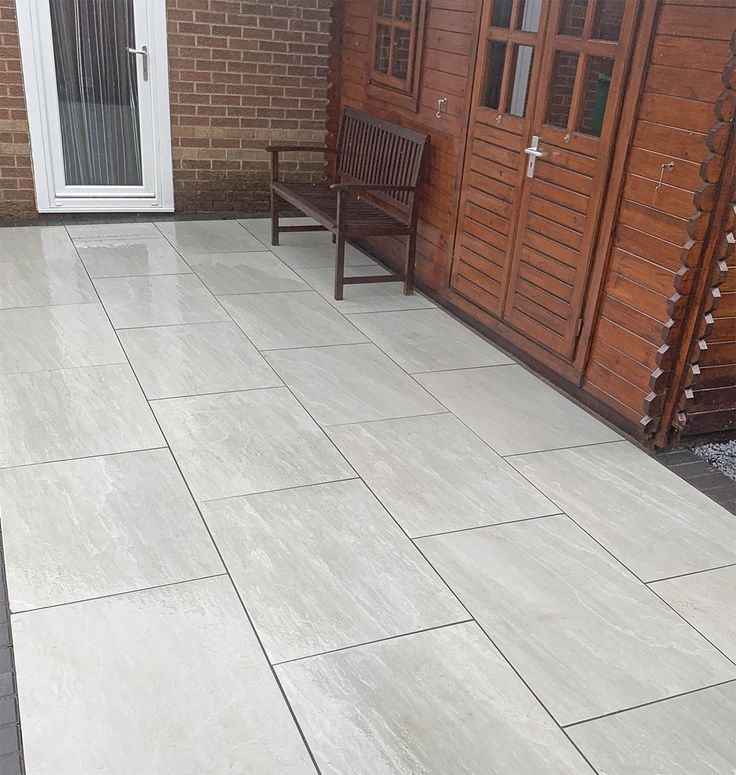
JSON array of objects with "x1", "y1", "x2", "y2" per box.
[{"x1": 327, "y1": 0, "x2": 736, "y2": 448}]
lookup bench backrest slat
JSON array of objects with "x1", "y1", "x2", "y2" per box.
[{"x1": 336, "y1": 107, "x2": 429, "y2": 218}]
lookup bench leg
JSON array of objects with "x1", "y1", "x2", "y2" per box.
[
  {"x1": 404, "y1": 230, "x2": 417, "y2": 296},
  {"x1": 270, "y1": 191, "x2": 280, "y2": 246},
  {"x1": 334, "y1": 234, "x2": 346, "y2": 301}
]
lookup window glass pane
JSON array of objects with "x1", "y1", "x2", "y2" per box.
[
  {"x1": 396, "y1": 0, "x2": 414, "y2": 21},
  {"x1": 517, "y1": 0, "x2": 543, "y2": 32},
  {"x1": 375, "y1": 24, "x2": 391, "y2": 74},
  {"x1": 558, "y1": 0, "x2": 588, "y2": 36},
  {"x1": 508, "y1": 45, "x2": 534, "y2": 117},
  {"x1": 591, "y1": 0, "x2": 625, "y2": 41},
  {"x1": 578, "y1": 56, "x2": 614, "y2": 136},
  {"x1": 545, "y1": 50, "x2": 579, "y2": 128},
  {"x1": 481, "y1": 40, "x2": 507, "y2": 110},
  {"x1": 378, "y1": 0, "x2": 393, "y2": 17},
  {"x1": 490, "y1": 0, "x2": 513, "y2": 28},
  {"x1": 392, "y1": 28, "x2": 411, "y2": 80}
]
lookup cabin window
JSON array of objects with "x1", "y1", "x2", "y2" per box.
[{"x1": 369, "y1": 0, "x2": 427, "y2": 111}]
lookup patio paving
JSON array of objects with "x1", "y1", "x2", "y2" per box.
[{"x1": 0, "y1": 218, "x2": 735, "y2": 774}]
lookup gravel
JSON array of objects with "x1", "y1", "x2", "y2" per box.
[{"x1": 694, "y1": 440, "x2": 736, "y2": 482}]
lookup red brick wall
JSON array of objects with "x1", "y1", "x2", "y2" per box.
[
  {"x1": 0, "y1": 0, "x2": 34, "y2": 220},
  {"x1": 0, "y1": 0, "x2": 332, "y2": 220}
]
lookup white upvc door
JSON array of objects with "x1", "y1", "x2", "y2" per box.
[{"x1": 17, "y1": 0, "x2": 173, "y2": 212}]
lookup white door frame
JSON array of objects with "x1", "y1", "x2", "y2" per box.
[{"x1": 16, "y1": 0, "x2": 174, "y2": 213}]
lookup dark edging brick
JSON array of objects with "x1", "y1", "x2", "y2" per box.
[{"x1": 657, "y1": 449, "x2": 736, "y2": 516}]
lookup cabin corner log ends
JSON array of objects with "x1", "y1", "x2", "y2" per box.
[{"x1": 266, "y1": 107, "x2": 430, "y2": 300}]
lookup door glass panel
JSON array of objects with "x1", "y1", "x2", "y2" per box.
[
  {"x1": 508, "y1": 45, "x2": 534, "y2": 117},
  {"x1": 578, "y1": 55, "x2": 614, "y2": 136},
  {"x1": 379, "y1": 0, "x2": 393, "y2": 16},
  {"x1": 591, "y1": 0, "x2": 625, "y2": 41},
  {"x1": 481, "y1": 40, "x2": 508, "y2": 109},
  {"x1": 392, "y1": 28, "x2": 411, "y2": 79},
  {"x1": 545, "y1": 50, "x2": 579, "y2": 128},
  {"x1": 375, "y1": 24, "x2": 391, "y2": 73},
  {"x1": 518, "y1": 0, "x2": 543, "y2": 32},
  {"x1": 396, "y1": 0, "x2": 414, "y2": 21},
  {"x1": 558, "y1": 0, "x2": 588, "y2": 37},
  {"x1": 49, "y1": 0, "x2": 142, "y2": 186},
  {"x1": 490, "y1": 0, "x2": 513, "y2": 28}
]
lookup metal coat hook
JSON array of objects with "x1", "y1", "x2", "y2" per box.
[
  {"x1": 656, "y1": 161, "x2": 675, "y2": 191},
  {"x1": 436, "y1": 97, "x2": 447, "y2": 118}
]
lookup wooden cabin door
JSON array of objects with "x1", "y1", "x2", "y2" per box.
[{"x1": 451, "y1": 0, "x2": 638, "y2": 363}]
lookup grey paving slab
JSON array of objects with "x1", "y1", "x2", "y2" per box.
[
  {"x1": 265, "y1": 343, "x2": 444, "y2": 426},
  {"x1": 0, "y1": 225, "x2": 79, "y2": 263},
  {"x1": 327, "y1": 414, "x2": 558, "y2": 537},
  {"x1": 66, "y1": 223, "x2": 161, "y2": 240},
  {"x1": 94, "y1": 274, "x2": 229, "y2": 329},
  {"x1": 0, "y1": 364, "x2": 164, "y2": 468},
  {"x1": 510, "y1": 442, "x2": 736, "y2": 581},
  {"x1": 298, "y1": 265, "x2": 435, "y2": 313},
  {"x1": 220, "y1": 291, "x2": 367, "y2": 350},
  {"x1": 348, "y1": 308, "x2": 514, "y2": 372},
  {"x1": 652, "y1": 565, "x2": 736, "y2": 661},
  {"x1": 568, "y1": 683, "x2": 736, "y2": 775},
  {"x1": 416, "y1": 365, "x2": 620, "y2": 455},
  {"x1": 277, "y1": 623, "x2": 593, "y2": 775},
  {"x1": 419, "y1": 515, "x2": 736, "y2": 725},
  {"x1": 13, "y1": 577, "x2": 316, "y2": 775},
  {"x1": 0, "y1": 303, "x2": 124, "y2": 374},
  {"x1": 187, "y1": 251, "x2": 308, "y2": 295},
  {"x1": 156, "y1": 219, "x2": 263, "y2": 255},
  {"x1": 74, "y1": 237, "x2": 191, "y2": 277},
  {"x1": 119, "y1": 322, "x2": 281, "y2": 399},
  {"x1": 0, "y1": 450, "x2": 222, "y2": 611},
  {"x1": 152, "y1": 387, "x2": 354, "y2": 501},
  {"x1": 0, "y1": 257, "x2": 96, "y2": 309},
  {"x1": 202, "y1": 480, "x2": 466, "y2": 663},
  {"x1": 239, "y1": 217, "x2": 333, "y2": 248}
]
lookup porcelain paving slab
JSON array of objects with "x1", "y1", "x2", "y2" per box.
[
  {"x1": 419, "y1": 516, "x2": 736, "y2": 725},
  {"x1": 327, "y1": 414, "x2": 558, "y2": 537},
  {"x1": 265, "y1": 343, "x2": 445, "y2": 426},
  {"x1": 74, "y1": 237, "x2": 191, "y2": 278},
  {"x1": 0, "y1": 449, "x2": 222, "y2": 611},
  {"x1": 187, "y1": 251, "x2": 308, "y2": 295},
  {"x1": 220, "y1": 291, "x2": 367, "y2": 350},
  {"x1": 94, "y1": 274, "x2": 229, "y2": 329},
  {"x1": 298, "y1": 265, "x2": 435, "y2": 313},
  {"x1": 277, "y1": 623, "x2": 593, "y2": 775},
  {"x1": 509, "y1": 442, "x2": 736, "y2": 581},
  {"x1": 119, "y1": 322, "x2": 281, "y2": 399},
  {"x1": 0, "y1": 225, "x2": 79, "y2": 263},
  {"x1": 153, "y1": 387, "x2": 353, "y2": 501},
  {"x1": 348, "y1": 308, "x2": 514, "y2": 373},
  {"x1": 0, "y1": 303, "x2": 124, "y2": 374},
  {"x1": 0, "y1": 258, "x2": 96, "y2": 309},
  {"x1": 568, "y1": 683, "x2": 736, "y2": 775},
  {"x1": 66, "y1": 223, "x2": 161, "y2": 240},
  {"x1": 240, "y1": 217, "x2": 333, "y2": 248},
  {"x1": 651, "y1": 565, "x2": 736, "y2": 661},
  {"x1": 13, "y1": 576, "x2": 315, "y2": 775},
  {"x1": 417, "y1": 365, "x2": 620, "y2": 455},
  {"x1": 156, "y1": 219, "x2": 263, "y2": 255},
  {"x1": 0, "y1": 364, "x2": 164, "y2": 468},
  {"x1": 202, "y1": 480, "x2": 466, "y2": 663}
]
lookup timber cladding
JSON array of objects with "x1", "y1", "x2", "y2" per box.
[
  {"x1": 0, "y1": 0, "x2": 333, "y2": 220},
  {"x1": 332, "y1": 0, "x2": 736, "y2": 446}
]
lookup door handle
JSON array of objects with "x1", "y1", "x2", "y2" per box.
[
  {"x1": 127, "y1": 45, "x2": 148, "y2": 81},
  {"x1": 524, "y1": 135, "x2": 545, "y2": 179}
]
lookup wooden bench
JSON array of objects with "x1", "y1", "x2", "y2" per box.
[{"x1": 266, "y1": 107, "x2": 430, "y2": 300}]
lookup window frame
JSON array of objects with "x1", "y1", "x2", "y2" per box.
[{"x1": 367, "y1": 0, "x2": 428, "y2": 112}]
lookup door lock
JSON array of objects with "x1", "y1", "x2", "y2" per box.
[
  {"x1": 127, "y1": 45, "x2": 149, "y2": 81},
  {"x1": 524, "y1": 135, "x2": 545, "y2": 179}
]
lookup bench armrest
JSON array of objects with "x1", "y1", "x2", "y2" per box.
[
  {"x1": 265, "y1": 144, "x2": 337, "y2": 153},
  {"x1": 330, "y1": 183, "x2": 415, "y2": 193}
]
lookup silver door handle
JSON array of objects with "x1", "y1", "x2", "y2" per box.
[
  {"x1": 524, "y1": 135, "x2": 545, "y2": 178},
  {"x1": 127, "y1": 45, "x2": 148, "y2": 81}
]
